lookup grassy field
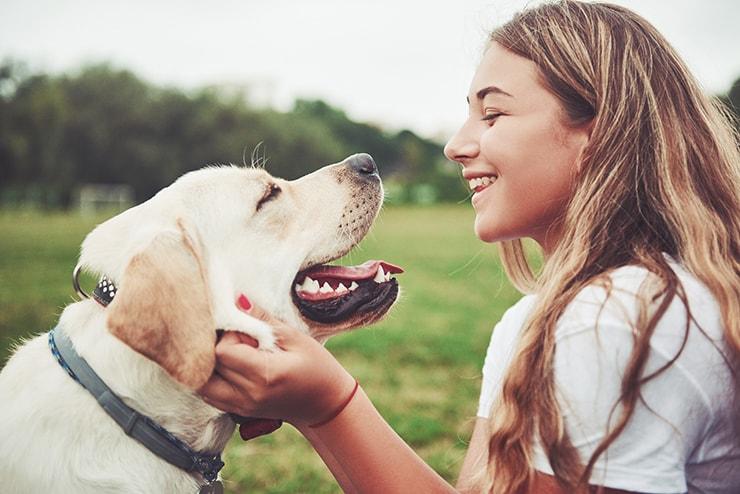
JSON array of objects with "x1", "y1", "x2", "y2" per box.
[{"x1": 0, "y1": 205, "x2": 524, "y2": 493}]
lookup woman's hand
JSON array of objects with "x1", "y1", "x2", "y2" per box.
[{"x1": 199, "y1": 305, "x2": 357, "y2": 427}]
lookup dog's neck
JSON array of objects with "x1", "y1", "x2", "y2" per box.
[{"x1": 57, "y1": 300, "x2": 235, "y2": 453}]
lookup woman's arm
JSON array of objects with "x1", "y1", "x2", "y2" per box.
[
  {"x1": 456, "y1": 417, "x2": 489, "y2": 493},
  {"x1": 199, "y1": 316, "x2": 637, "y2": 494},
  {"x1": 301, "y1": 427, "x2": 359, "y2": 493},
  {"x1": 296, "y1": 386, "x2": 456, "y2": 494}
]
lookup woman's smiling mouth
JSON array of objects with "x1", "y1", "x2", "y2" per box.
[{"x1": 468, "y1": 175, "x2": 498, "y2": 194}]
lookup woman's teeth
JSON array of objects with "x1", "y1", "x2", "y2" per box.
[{"x1": 468, "y1": 176, "x2": 497, "y2": 190}]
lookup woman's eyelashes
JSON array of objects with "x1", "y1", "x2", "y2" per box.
[{"x1": 481, "y1": 111, "x2": 504, "y2": 124}]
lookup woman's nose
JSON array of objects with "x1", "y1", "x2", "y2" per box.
[{"x1": 443, "y1": 122, "x2": 479, "y2": 164}]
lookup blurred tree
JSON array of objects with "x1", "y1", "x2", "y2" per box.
[
  {"x1": 0, "y1": 62, "x2": 468, "y2": 207},
  {"x1": 1, "y1": 70, "x2": 69, "y2": 206}
]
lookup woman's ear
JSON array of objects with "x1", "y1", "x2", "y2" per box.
[{"x1": 106, "y1": 219, "x2": 216, "y2": 390}]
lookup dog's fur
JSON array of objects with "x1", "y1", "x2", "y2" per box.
[{"x1": 0, "y1": 157, "x2": 395, "y2": 492}]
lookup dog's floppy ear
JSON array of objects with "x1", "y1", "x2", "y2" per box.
[{"x1": 106, "y1": 219, "x2": 216, "y2": 390}]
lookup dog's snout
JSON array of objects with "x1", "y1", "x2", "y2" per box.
[{"x1": 346, "y1": 153, "x2": 378, "y2": 178}]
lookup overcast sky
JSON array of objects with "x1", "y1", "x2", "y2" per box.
[{"x1": 1, "y1": 0, "x2": 738, "y2": 141}]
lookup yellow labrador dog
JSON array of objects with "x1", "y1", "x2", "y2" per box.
[{"x1": 0, "y1": 154, "x2": 402, "y2": 493}]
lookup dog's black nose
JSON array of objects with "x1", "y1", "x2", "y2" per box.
[{"x1": 347, "y1": 153, "x2": 378, "y2": 178}]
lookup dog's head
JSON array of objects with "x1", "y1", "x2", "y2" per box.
[{"x1": 78, "y1": 154, "x2": 401, "y2": 389}]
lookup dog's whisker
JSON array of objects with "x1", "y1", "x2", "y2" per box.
[{"x1": 250, "y1": 141, "x2": 269, "y2": 169}]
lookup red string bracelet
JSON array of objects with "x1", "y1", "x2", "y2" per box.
[{"x1": 309, "y1": 379, "x2": 360, "y2": 429}]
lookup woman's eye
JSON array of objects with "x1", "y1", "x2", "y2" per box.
[
  {"x1": 481, "y1": 112, "x2": 503, "y2": 124},
  {"x1": 256, "y1": 183, "x2": 282, "y2": 211}
]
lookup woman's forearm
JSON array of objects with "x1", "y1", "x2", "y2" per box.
[
  {"x1": 301, "y1": 427, "x2": 359, "y2": 493},
  {"x1": 297, "y1": 387, "x2": 457, "y2": 494}
]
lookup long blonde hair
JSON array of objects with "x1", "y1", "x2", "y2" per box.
[{"x1": 481, "y1": 2, "x2": 740, "y2": 492}]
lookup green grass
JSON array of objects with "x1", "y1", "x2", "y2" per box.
[{"x1": 0, "y1": 206, "x2": 524, "y2": 492}]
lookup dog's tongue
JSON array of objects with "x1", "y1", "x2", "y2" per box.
[{"x1": 303, "y1": 260, "x2": 403, "y2": 280}]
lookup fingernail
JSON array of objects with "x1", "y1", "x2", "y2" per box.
[{"x1": 237, "y1": 294, "x2": 252, "y2": 311}]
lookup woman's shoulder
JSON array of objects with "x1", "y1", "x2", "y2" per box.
[
  {"x1": 554, "y1": 256, "x2": 733, "y2": 417},
  {"x1": 488, "y1": 294, "x2": 539, "y2": 347},
  {"x1": 560, "y1": 255, "x2": 723, "y2": 340},
  {"x1": 536, "y1": 258, "x2": 738, "y2": 489},
  {"x1": 554, "y1": 255, "x2": 732, "y2": 423}
]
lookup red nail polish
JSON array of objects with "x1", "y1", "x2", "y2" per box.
[{"x1": 237, "y1": 294, "x2": 252, "y2": 311}]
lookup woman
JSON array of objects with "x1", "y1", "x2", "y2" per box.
[{"x1": 200, "y1": 1, "x2": 740, "y2": 492}]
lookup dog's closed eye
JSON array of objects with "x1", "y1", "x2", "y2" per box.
[{"x1": 256, "y1": 183, "x2": 281, "y2": 211}]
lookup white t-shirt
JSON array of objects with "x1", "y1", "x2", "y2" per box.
[{"x1": 477, "y1": 258, "x2": 739, "y2": 494}]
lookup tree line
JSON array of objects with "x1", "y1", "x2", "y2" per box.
[
  {"x1": 0, "y1": 61, "x2": 462, "y2": 208},
  {"x1": 0, "y1": 60, "x2": 737, "y2": 209}
]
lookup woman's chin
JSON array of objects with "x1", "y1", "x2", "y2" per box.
[
  {"x1": 474, "y1": 220, "x2": 504, "y2": 243},
  {"x1": 474, "y1": 218, "x2": 522, "y2": 244}
]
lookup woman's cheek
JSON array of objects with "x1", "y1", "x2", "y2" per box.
[{"x1": 479, "y1": 126, "x2": 503, "y2": 160}]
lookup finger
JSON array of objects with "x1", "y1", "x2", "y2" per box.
[
  {"x1": 219, "y1": 330, "x2": 259, "y2": 348},
  {"x1": 234, "y1": 298, "x2": 304, "y2": 349},
  {"x1": 202, "y1": 395, "x2": 241, "y2": 415},
  {"x1": 237, "y1": 300, "x2": 277, "y2": 325},
  {"x1": 215, "y1": 337, "x2": 268, "y2": 375},
  {"x1": 213, "y1": 358, "x2": 263, "y2": 390},
  {"x1": 270, "y1": 323, "x2": 317, "y2": 352},
  {"x1": 241, "y1": 301, "x2": 292, "y2": 332},
  {"x1": 200, "y1": 374, "x2": 263, "y2": 417},
  {"x1": 245, "y1": 303, "x2": 270, "y2": 321},
  {"x1": 198, "y1": 373, "x2": 245, "y2": 410}
]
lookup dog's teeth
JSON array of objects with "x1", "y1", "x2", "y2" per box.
[
  {"x1": 336, "y1": 283, "x2": 348, "y2": 294},
  {"x1": 294, "y1": 284, "x2": 301, "y2": 293},
  {"x1": 319, "y1": 282, "x2": 334, "y2": 294},
  {"x1": 349, "y1": 281, "x2": 359, "y2": 291},
  {"x1": 384, "y1": 272, "x2": 391, "y2": 282},
  {"x1": 373, "y1": 266, "x2": 386, "y2": 283},
  {"x1": 301, "y1": 276, "x2": 319, "y2": 294}
]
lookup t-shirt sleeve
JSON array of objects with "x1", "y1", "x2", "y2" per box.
[
  {"x1": 477, "y1": 295, "x2": 536, "y2": 418},
  {"x1": 476, "y1": 319, "x2": 509, "y2": 418}
]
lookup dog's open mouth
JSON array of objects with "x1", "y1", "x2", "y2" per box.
[{"x1": 291, "y1": 260, "x2": 403, "y2": 324}]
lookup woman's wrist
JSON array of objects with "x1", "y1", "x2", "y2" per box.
[
  {"x1": 285, "y1": 364, "x2": 357, "y2": 427},
  {"x1": 309, "y1": 378, "x2": 360, "y2": 428}
]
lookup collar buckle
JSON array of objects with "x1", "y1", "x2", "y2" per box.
[{"x1": 195, "y1": 455, "x2": 225, "y2": 483}]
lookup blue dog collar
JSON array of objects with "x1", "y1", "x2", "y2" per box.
[{"x1": 48, "y1": 327, "x2": 225, "y2": 484}]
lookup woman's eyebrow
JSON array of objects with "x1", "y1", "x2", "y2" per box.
[{"x1": 467, "y1": 85, "x2": 514, "y2": 104}]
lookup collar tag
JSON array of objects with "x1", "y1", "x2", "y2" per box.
[
  {"x1": 92, "y1": 276, "x2": 117, "y2": 307},
  {"x1": 199, "y1": 480, "x2": 224, "y2": 493}
]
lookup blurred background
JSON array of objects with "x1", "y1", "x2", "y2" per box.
[{"x1": 1, "y1": 1, "x2": 738, "y2": 492}]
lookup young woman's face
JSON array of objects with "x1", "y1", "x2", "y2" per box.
[{"x1": 444, "y1": 42, "x2": 590, "y2": 253}]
